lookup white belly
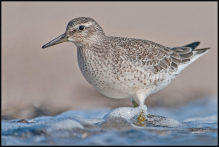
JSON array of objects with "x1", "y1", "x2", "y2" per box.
[{"x1": 78, "y1": 56, "x2": 172, "y2": 101}]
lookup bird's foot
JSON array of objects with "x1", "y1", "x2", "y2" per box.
[
  {"x1": 129, "y1": 98, "x2": 147, "y2": 125},
  {"x1": 137, "y1": 109, "x2": 147, "y2": 125}
]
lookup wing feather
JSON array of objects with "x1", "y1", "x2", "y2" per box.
[{"x1": 108, "y1": 37, "x2": 208, "y2": 74}]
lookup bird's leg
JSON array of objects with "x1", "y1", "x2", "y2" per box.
[
  {"x1": 129, "y1": 98, "x2": 139, "y2": 108},
  {"x1": 137, "y1": 97, "x2": 147, "y2": 125},
  {"x1": 129, "y1": 98, "x2": 146, "y2": 125}
]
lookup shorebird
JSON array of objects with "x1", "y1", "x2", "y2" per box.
[{"x1": 42, "y1": 17, "x2": 210, "y2": 124}]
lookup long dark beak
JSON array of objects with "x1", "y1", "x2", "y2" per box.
[{"x1": 42, "y1": 33, "x2": 68, "y2": 49}]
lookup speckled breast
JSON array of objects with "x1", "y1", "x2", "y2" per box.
[{"x1": 77, "y1": 47, "x2": 138, "y2": 99}]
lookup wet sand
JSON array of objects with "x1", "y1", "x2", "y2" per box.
[{"x1": 2, "y1": 2, "x2": 217, "y2": 118}]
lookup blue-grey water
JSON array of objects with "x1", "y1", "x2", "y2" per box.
[{"x1": 2, "y1": 97, "x2": 217, "y2": 145}]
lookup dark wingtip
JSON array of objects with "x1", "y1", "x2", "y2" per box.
[{"x1": 183, "y1": 42, "x2": 200, "y2": 50}]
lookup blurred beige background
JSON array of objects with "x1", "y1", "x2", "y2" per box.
[{"x1": 2, "y1": 2, "x2": 217, "y2": 119}]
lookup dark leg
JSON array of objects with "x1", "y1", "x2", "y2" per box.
[{"x1": 129, "y1": 98, "x2": 139, "y2": 107}]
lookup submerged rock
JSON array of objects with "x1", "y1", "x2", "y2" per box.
[{"x1": 100, "y1": 117, "x2": 133, "y2": 130}]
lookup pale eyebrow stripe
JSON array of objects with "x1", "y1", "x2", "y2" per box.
[{"x1": 73, "y1": 21, "x2": 93, "y2": 29}]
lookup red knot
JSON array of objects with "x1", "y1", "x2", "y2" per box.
[{"x1": 42, "y1": 17, "x2": 210, "y2": 123}]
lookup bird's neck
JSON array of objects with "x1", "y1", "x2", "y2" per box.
[{"x1": 76, "y1": 36, "x2": 109, "y2": 63}]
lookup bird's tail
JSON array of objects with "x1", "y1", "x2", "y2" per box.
[
  {"x1": 170, "y1": 42, "x2": 210, "y2": 63},
  {"x1": 169, "y1": 42, "x2": 210, "y2": 73},
  {"x1": 183, "y1": 41, "x2": 210, "y2": 56}
]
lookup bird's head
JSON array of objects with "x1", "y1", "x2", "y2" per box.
[{"x1": 42, "y1": 17, "x2": 105, "y2": 49}]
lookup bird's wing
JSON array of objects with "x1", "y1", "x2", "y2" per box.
[
  {"x1": 114, "y1": 38, "x2": 178, "y2": 73},
  {"x1": 108, "y1": 37, "x2": 207, "y2": 74}
]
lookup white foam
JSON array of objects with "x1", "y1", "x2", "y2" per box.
[
  {"x1": 103, "y1": 105, "x2": 147, "y2": 124},
  {"x1": 102, "y1": 105, "x2": 181, "y2": 127},
  {"x1": 74, "y1": 118, "x2": 104, "y2": 125},
  {"x1": 46, "y1": 119, "x2": 84, "y2": 134}
]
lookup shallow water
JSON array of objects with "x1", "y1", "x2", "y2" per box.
[{"x1": 1, "y1": 97, "x2": 217, "y2": 145}]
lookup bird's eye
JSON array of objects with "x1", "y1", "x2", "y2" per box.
[{"x1": 79, "y1": 25, "x2": 84, "y2": 30}]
